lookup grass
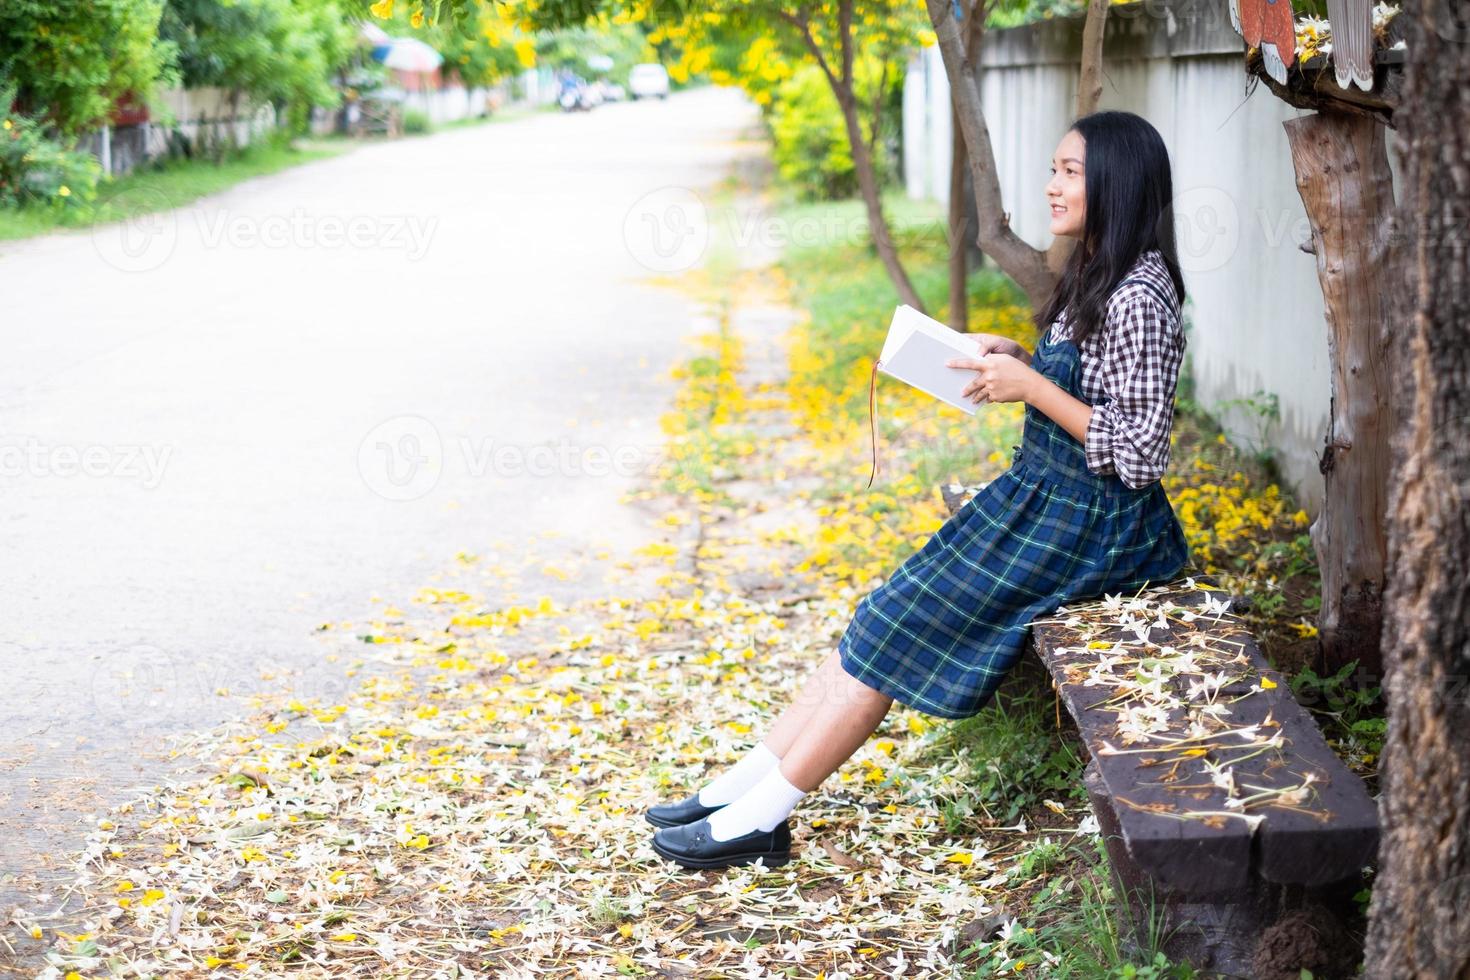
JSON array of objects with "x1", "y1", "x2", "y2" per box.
[
  {"x1": 0, "y1": 138, "x2": 349, "y2": 241},
  {"x1": 650, "y1": 178, "x2": 764, "y2": 506},
  {"x1": 927, "y1": 675, "x2": 1089, "y2": 830},
  {"x1": 949, "y1": 831, "x2": 1202, "y2": 978}
]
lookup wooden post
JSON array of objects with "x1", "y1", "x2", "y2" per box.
[{"x1": 1283, "y1": 111, "x2": 1397, "y2": 680}]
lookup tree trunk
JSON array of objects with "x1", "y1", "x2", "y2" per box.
[
  {"x1": 782, "y1": 3, "x2": 926, "y2": 313},
  {"x1": 946, "y1": 0, "x2": 987, "y2": 331},
  {"x1": 948, "y1": 97, "x2": 969, "y2": 331},
  {"x1": 1283, "y1": 111, "x2": 1395, "y2": 680},
  {"x1": 1045, "y1": 0, "x2": 1108, "y2": 275},
  {"x1": 835, "y1": 86, "x2": 926, "y2": 312},
  {"x1": 924, "y1": 0, "x2": 1056, "y2": 309},
  {"x1": 926, "y1": 0, "x2": 1111, "y2": 307},
  {"x1": 1360, "y1": 0, "x2": 1470, "y2": 972}
]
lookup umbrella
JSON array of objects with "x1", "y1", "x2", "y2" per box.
[{"x1": 371, "y1": 37, "x2": 443, "y2": 73}]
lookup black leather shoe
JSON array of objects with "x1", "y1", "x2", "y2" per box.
[
  {"x1": 650, "y1": 817, "x2": 793, "y2": 870},
  {"x1": 644, "y1": 792, "x2": 724, "y2": 829}
]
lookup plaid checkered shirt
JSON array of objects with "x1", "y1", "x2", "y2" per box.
[{"x1": 1046, "y1": 248, "x2": 1185, "y2": 489}]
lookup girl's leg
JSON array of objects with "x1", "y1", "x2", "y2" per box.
[
  {"x1": 776, "y1": 660, "x2": 894, "y2": 791},
  {"x1": 760, "y1": 649, "x2": 850, "y2": 758},
  {"x1": 693, "y1": 650, "x2": 850, "y2": 806},
  {"x1": 704, "y1": 655, "x2": 893, "y2": 840}
]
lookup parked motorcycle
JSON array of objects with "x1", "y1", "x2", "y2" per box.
[{"x1": 558, "y1": 81, "x2": 592, "y2": 112}]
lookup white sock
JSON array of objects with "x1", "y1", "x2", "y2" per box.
[
  {"x1": 696, "y1": 742, "x2": 781, "y2": 807},
  {"x1": 706, "y1": 765, "x2": 807, "y2": 841}
]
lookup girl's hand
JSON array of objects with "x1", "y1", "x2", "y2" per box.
[
  {"x1": 968, "y1": 332, "x2": 1027, "y2": 362},
  {"x1": 945, "y1": 351, "x2": 1040, "y2": 405}
]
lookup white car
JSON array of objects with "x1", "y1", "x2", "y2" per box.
[{"x1": 628, "y1": 63, "x2": 670, "y2": 100}]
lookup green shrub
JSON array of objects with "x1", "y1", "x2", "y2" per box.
[
  {"x1": 0, "y1": 84, "x2": 101, "y2": 211},
  {"x1": 160, "y1": 0, "x2": 354, "y2": 136},
  {"x1": 402, "y1": 109, "x2": 432, "y2": 134},
  {"x1": 768, "y1": 65, "x2": 856, "y2": 201},
  {"x1": 0, "y1": 0, "x2": 176, "y2": 138},
  {"x1": 767, "y1": 61, "x2": 897, "y2": 202}
]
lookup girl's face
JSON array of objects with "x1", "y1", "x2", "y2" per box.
[{"x1": 1046, "y1": 129, "x2": 1087, "y2": 239}]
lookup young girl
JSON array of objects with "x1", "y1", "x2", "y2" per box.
[{"x1": 649, "y1": 110, "x2": 1193, "y2": 871}]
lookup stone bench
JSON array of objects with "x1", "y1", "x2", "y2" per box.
[{"x1": 939, "y1": 481, "x2": 1379, "y2": 977}]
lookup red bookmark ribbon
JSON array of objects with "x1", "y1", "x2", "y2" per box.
[{"x1": 866, "y1": 358, "x2": 881, "y2": 490}]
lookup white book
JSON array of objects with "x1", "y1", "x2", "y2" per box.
[{"x1": 877, "y1": 304, "x2": 986, "y2": 414}]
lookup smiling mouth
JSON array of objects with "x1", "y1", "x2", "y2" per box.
[{"x1": 1050, "y1": 205, "x2": 1067, "y2": 214}]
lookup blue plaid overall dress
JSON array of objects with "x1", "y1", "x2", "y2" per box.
[{"x1": 836, "y1": 330, "x2": 1192, "y2": 719}]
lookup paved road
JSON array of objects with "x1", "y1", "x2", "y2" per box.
[{"x1": 0, "y1": 86, "x2": 761, "y2": 917}]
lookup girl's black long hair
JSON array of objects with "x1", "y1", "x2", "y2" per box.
[{"x1": 1032, "y1": 110, "x2": 1187, "y2": 349}]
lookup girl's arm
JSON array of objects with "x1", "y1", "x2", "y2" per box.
[
  {"x1": 1024, "y1": 376, "x2": 1092, "y2": 444},
  {"x1": 1027, "y1": 292, "x2": 1184, "y2": 488}
]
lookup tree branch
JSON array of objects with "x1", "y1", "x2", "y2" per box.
[
  {"x1": 775, "y1": 8, "x2": 843, "y2": 102},
  {"x1": 867, "y1": 54, "x2": 890, "y2": 160},
  {"x1": 838, "y1": 0, "x2": 854, "y2": 88},
  {"x1": 925, "y1": 0, "x2": 1055, "y2": 308}
]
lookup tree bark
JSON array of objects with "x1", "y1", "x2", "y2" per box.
[
  {"x1": 782, "y1": 3, "x2": 926, "y2": 312},
  {"x1": 926, "y1": 0, "x2": 1111, "y2": 306},
  {"x1": 1361, "y1": 0, "x2": 1470, "y2": 971},
  {"x1": 836, "y1": 82, "x2": 926, "y2": 311},
  {"x1": 945, "y1": 0, "x2": 986, "y2": 330},
  {"x1": 1045, "y1": 0, "x2": 1108, "y2": 276},
  {"x1": 1283, "y1": 111, "x2": 1395, "y2": 680},
  {"x1": 1072, "y1": 0, "x2": 1108, "y2": 121},
  {"x1": 924, "y1": 0, "x2": 1056, "y2": 309},
  {"x1": 948, "y1": 97, "x2": 969, "y2": 330}
]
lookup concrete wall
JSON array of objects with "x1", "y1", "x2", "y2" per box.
[{"x1": 902, "y1": 0, "x2": 1398, "y2": 515}]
